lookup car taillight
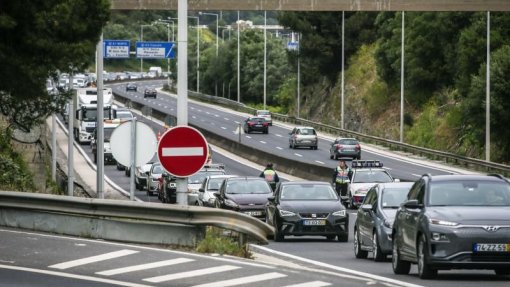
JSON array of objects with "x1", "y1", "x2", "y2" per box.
[
  {"x1": 336, "y1": 145, "x2": 343, "y2": 150},
  {"x1": 263, "y1": 123, "x2": 268, "y2": 127},
  {"x1": 355, "y1": 144, "x2": 361, "y2": 150}
]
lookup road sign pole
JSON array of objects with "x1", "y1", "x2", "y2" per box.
[
  {"x1": 130, "y1": 117, "x2": 137, "y2": 200},
  {"x1": 177, "y1": 0, "x2": 189, "y2": 205}
]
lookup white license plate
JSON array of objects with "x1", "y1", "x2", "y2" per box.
[
  {"x1": 244, "y1": 211, "x2": 262, "y2": 216},
  {"x1": 255, "y1": 125, "x2": 262, "y2": 127},
  {"x1": 474, "y1": 243, "x2": 510, "y2": 252},
  {"x1": 169, "y1": 183, "x2": 177, "y2": 188},
  {"x1": 303, "y1": 220, "x2": 326, "y2": 226}
]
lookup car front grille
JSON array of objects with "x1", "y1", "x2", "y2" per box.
[
  {"x1": 299, "y1": 213, "x2": 329, "y2": 219},
  {"x1": 85, "y1": 127, "x2": 95, "y2": 133}
]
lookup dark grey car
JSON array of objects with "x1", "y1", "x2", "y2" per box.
[
  {"x1": 354, "y1": 182, "x2": 413, "y2": 261},
  {"x1": 329, "y1": 137, "x2": 361, "y2": 160},
  {"x1": 392, "y1": 174, "x2": 510, "y2": 279}
]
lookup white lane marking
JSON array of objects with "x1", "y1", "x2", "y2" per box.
[
  {"x1": 0, "y1": 264, "x2": 153, "y2": 287},
  {"x1": 192, "y1": 272, "x2": 287, "y2": 287},
  {"x1": 96, "y1": 258, "x2": 194, "y2": 276},
  {"x1": 276, "y1": 147, "x2": 283, "y2": 150},
  {"x1": 164, "y1": 106, "x2": 168, "y2": 109},
  {"x1": 197, "y1": 109, "x2": 202, "y2": 112},
  {"x1": 206, "y1": 112, "x2": 210, "y2": 115},
  {"x1": 221, "y1": 127, "x2": 227, "y2": 130},
  {"x1": 234, "y1": 121, "x2": 240, "y2": 124},
  {"x1": 282, "y1": 282, "x2": 331, "y2": 287},
  {"x1": 191, "y1": 107, "x2": 195, "y2": 110},
  {"x1": 315, "y1": 160, "x2": 325, "y2": 165},
  {"x1": 275, "y1": 134, "x2": 282, "y2": 137},
  {"x1": 260, "y1": 141, "x2": 267, "y2": 144},
  {"x1": 294, "y1": 153, "x2": 303, "y2": 157},
  {"x1": 144, "y1": 265, "x2": 241, "y2": 283},
  {"x1": 162, "y1": 147, "x2": 204, "y2": 157},
  {"x1": 215, "y1": 114, "x2": 220, "y2": 117},
  {"x1": 158, "y1": 103, "x2": 162, "y2": 106},
  {"x1": 245, "y1": 136, "x2": 252, "y2": 139},
  {"x1": 250, "y1": 245, "x2": 425, "y2": 287},
  {"x1": 412, "y1": 174, "x2": 422, "y2": 177},
  {"x1": 49, "y1": 250, "x2": 138, "y2": 270},
  {"x1": 224, "y1": 117, "x2": 229, "y2": 121}
]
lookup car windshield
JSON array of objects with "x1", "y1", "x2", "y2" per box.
[
  {"x1": 352, "y1": 170, "x2": 393, "y2": 183},
  {"x1": 151, "y1": 165, "x2": 163, "y2": 174},
  {"x1": 207, "y1": 178, "x2": 226, "y2": 191},
  {"x1": 189, "y1": 171, "x2": 225, "y2": 184},
  {"x1": 429, "y1": 180, "x2": 510, "y2": 206},
  {"x1": 226, "y1": 180, "x2": 271, "y2": 194},
  {"x1": 280, "y1": 184, "x2": 338, "y2": 201},
  {"x1": 338, "y1": 139, "x2": 358, "y2": 145},
  {"x1": 381, "y1": 187, "x2": 412, "y2": 208},
  {"x1": 298, "y1": 128, "x2": 316, "y2": 135}
]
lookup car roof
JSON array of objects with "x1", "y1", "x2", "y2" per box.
[
  {"x1": 207, "y1": 174, "x2": 238, "y2": 180},
  {"x1": 295, "y1": 126, "x2": 315, "y2": 129},
  {"x1": 426, "y1": 174, "x2": 508, "y2": 183},
  {"x1": 377, "y1": 182, "x2": 414, "y2": 189},
  {"x1": 335, "y1": 137, "x2": 358, "y2": 141},
  {"x1": 226, "y1": 176, "x2": 266, "y2": 181},
  {"x1": 280, "y1": 181, "x2": 331, "y2": 186}
]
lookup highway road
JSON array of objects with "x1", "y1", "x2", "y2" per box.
[{"x1": 32, "y1": 80, "x2": 507, "y2": 287}]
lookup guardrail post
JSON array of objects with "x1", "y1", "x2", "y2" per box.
[{"x1": 238, "y1": 123, "x2": 242, "y2": 143}]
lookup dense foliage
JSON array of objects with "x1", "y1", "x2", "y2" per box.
[{"x1": 0, "y1": 0, "x2": 110, "y2": 131}]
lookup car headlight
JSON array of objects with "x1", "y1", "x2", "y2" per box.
[
  {"x1": 332, "y1": 210, "x2": 346, "y2": 217},
  {"x1": 279, "y1": 209, "x2": 296, "y2": 217},
  {"x1": 429, "y1": 218, "x2": 459, "y2": 226},
  {"x1": 225, "y1": 199, "x2": 238, "y2": 208}
]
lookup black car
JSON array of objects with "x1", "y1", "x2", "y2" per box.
[
  {"x1": 354, "y1": 182, "x2": 413, "y2": 261},
  {"x1": 214, "y1": 177, "x2": 273, "y2": 220},
  {"x1": 392, "y1": 174, "x2": 510, "y2": 279},
  {"x1": 265, "y1": 181, "x2": 349, "y2": 242},
  {"x1": 144, "y1": 88, "x2": 157, "y2": 98},
  {"x1": 125, "y1": 82, "x2": 137, "y2": 92},
  {"x1": 243, "y1": 116, "x2": 269, "y2": 134}
]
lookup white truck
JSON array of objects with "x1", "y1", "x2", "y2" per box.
[
  {"x1": 148, "y1": 66, "x2": 162, "y2": 78},
  {"x1": 73, "y1": 87, "x2": 113, "y2": 144}
]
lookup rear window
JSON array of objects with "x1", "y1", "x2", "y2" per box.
[
  {"x1": 338, "y1": 139, "x2": 358, "y2": 145},
  {"x1": 299, "y1": 128, "x2": 316, "y2": 135}
]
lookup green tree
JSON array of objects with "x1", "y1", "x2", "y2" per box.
[{"x1": 0, "y1": 0, "x2": 110, "y2": 130}]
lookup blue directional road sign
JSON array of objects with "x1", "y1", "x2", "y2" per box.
[
  {"x1": 136, "y1": 42, "x2": 175, "y2": 59},
  {"x1": 103, "y1": 40, "x2": 130, "y2": 58},
  {"x1": 287, "y1": 41, "x2": 299, "y2": 51}
]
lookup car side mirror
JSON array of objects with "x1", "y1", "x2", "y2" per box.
[
  {"x1": 361, "y1": 204, "x2": 373, "y2": 212},
  {"x1": 145, "y1": 171, "x2": 150, "y2": 176},
  {"x1": 403, "y1": 199, "x2": 422, "y2": 209},
  {"x1": 198, "y1": 188, "x2": 205, "y2": 193},
  {"x1": 213, "y1": 192, "x2": 220, "y2": 198}
]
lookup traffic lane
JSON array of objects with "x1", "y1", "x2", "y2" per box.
[
  {"x1": 0, "y1": 268, "x2": 119, "y2": 287},
  {"x1": 0, "y1": 229, "x2": 373, "y2": 287},
  {"x1": 262, "y1": 215, "x2": 510, "y2": 287},
  {"x1": 112, "y1": 83, "x2": 455, "y2": 182}
]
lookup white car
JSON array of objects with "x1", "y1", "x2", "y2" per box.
[
  {"x1": 255, "y1": 110, "x2": 272, "y2": 126},
  {"x1": 198, "y1": 175, "x2": 238, "y2": 207},
  {"x1": 187, "y1": 164, "x2": 226, "y2": 205},
  {"x1": 347, "y1": 160, "x2": 398, "y2": 209}
]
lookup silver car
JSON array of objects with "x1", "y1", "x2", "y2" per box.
[
  {"x1": 392, "y1": 174, "x2": 510, "y2": 279},
  {"x1": 146, "y1": 162, "x2": 163, "y2": 196},
  {"x1": 354, "y1": 182, "x2": 414, "y2": 261},
  {"x1": 187, "y1": 164, "x2": 226, "y2": 205},
  {"x1": 198, "y1": 175, "x2": 238, "y2": 207},
  {"x1": 289, "y1": 126, "x2": 318, "y2": 150}
]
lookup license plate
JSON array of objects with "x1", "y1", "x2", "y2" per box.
[
  {"x1": 169, "y1": 183, "x2": 176, "y2": 188},
  {"x1": 244, "y1": 211, "x2": 262, "y2": 216},
  {"x1": 343, "y1": 149, "x2": 354, "y2": 152},
  {"x1": 255, "y1": 124, "x2": 262, "y2": 127},
  {"x1": 474, "y1": 243, "x2": 510, "y2": 252},
  {"x1": 303, "y1": 219, "x2": 326, "y2": 226}
]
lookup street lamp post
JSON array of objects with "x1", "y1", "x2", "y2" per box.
[
  {"x1": 140, "y1": 24, "x2": 153, "y2": 74},
  {"x1": 237, "y1": 10, "x2": 240, "y2": 103},
  {"x1": 263, "y1": 10, "x2": 267, "y2": 110},
  {"x1": 199, "y1": 12, "x2": 219, "y2": 96}
]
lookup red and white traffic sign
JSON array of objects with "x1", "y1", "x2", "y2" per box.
[{"x1": 157, "y1": 126, "x2": 209, "y2": 177}]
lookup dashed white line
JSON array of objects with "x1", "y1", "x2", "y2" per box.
[
  {"x1": 276, "y1": 147, "x2": 283, "y2": 150},
  {"x1": 260, "y1": 141, "x2": 267, "y2": 144},
  {"x1": 275, "y1": 134, "x2": 283, "y2": 137},
  {"x1": 294, "y1": 153, "x2": 303, "y2": 157},
  {"x1": 221, "y1": 127, "x2": 227, "y2": 130},
  {"x1": 96, "y1": 258, "x2": 194, "y2": 276},
  {"x1": 245, "y1": 136, "x2": 252, "y2": 139},
  {"x1": 192, "y1": 116, "x2": 197, "y2": 119},
  {"x1": 234, "y1": 121, "x2": 240, "y2": 124},
  {"x1": 164, "y1": 106, "x2": 168, "y2": 109},
  {"x1": 224, "y1": 117, "x2": 229, "y2": 121},
  {"x1": 49, "y1": 250, "x2": 139, "y2": 270},
  {"x1": 144, "y1": 265, "x2": 241, "y2": 283},
  {"x1": 214, "y1": 114, "x2": 220, "y2": 117},
  {"x1": 206, "y1": 112, "x2": 210, "y2": 115},
  {"x1": 412, "y1": 174, "x2": 422, "y2": 177},
  {"x1": 315, "y1": 160, "x2": 325, "y2": 165}
]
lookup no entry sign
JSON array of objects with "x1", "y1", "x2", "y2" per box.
[{"x1": 157, "y1": 126, "x2": 208, "y2": 177}]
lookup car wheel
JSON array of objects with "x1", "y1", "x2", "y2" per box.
[
  {"x1": 373, "y1": 232, "x2": 386, "y2": 262},
  {"x1": 392, "y1": 236, "x2": 411, "y2": 274},
  {"x1": 354, "y1": 228, "x2": 368, "y2": 258},
  {"x1": 494, "y1": 269, "x2": 510, "y2": 276},
  {"x1": 330, "y1": 153, "x2": 334, "y2": 159},
  {"x1": 289, "y1": 142, "x2": 292, "y2": 148},
  {"x1": 326, "y1": 235, "x2": 336, "y2": 241},
  {"x1": 418, "y1": 234, "x2": 437, "y2": 279},
  {"x1": 335, "y1": 154, "x2": 339, "y2": 160},
  {"x1": 273, "y1": 216, "x2": 284, "y2": 242}
]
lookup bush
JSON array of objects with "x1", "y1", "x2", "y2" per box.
[{"x1": 196, "y1": 228, "x2": 252, "y2": 258}]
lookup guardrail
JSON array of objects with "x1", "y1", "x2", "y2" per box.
[
  {"x1": 0, "y1": 191, "x2": 273, "y2": 245},
  {"x1": 186, "y1": 91, "x2": 510, "y2": 177}
]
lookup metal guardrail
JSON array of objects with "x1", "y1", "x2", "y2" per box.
[
  {"x1": 0, "y1": 191, "x2": 273, "y2": 244},
  {"x1": 187, "y1": 91, "x2": 510, "y2": 177}
]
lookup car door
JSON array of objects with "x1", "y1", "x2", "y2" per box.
[
  {"x1": 266, "y1": 184, "x2": 280, "y2": 225},
  {"x1": 330, "y1": 139, "x2": 338, "y2": 156},
  {"x1": 400, "y1": 180, "x2": 425, "y2": 257},
  {"x1": 359, "y1": 187, "x2": 377, "y2": 246}
]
